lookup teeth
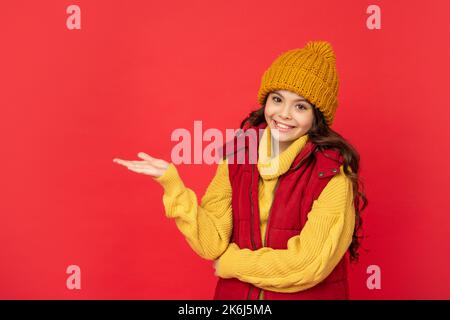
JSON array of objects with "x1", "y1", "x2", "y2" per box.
[{"x1": 275, "y1": 121, "x2": 293, "y2": 129}]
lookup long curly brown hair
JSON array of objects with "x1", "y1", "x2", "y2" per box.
[{"x1": 239, "y1": 96, "x2": 368, "y2": 263}]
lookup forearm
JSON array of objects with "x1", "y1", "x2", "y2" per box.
[{"x1": 156, "y1": 163, "x2": 233, "y2": 260}]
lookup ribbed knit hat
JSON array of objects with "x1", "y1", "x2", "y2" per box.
[{"x1": 257, "y1": 40, "x2": 339, "y2": 126}]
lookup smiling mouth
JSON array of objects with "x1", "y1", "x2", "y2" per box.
[{"x1": 273, "y1": 120, "x2": 296, "y2": 131}]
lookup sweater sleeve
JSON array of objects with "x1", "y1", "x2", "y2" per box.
[
  {"x1": 215, "y1": 164, "x2": 355, "y2": 293},
  {"x1": 152, "y1": 159, "x2": 233, "y2": 260}
]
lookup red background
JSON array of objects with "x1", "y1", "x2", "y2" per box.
[{"x1": 1, "y1": 0, "x2": 449, "y2": 299}]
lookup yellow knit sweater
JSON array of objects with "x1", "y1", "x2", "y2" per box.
[{"x1": 153, "y1": 127, "x2": 355, "y2": 297}]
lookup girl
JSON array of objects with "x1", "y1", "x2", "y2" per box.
[{"x1": 113, "y1": 41, "x2": 368, "y2": 300}]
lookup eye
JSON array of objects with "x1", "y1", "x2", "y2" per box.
[
  {"x1": 272, "y1": 96, "x2": 281, "y2": 103},
  {"x1": 295, "y1": 104, "x2": 307, "y2": 111}
]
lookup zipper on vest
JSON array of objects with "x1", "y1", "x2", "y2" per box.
[
  {"x1": 248, "y1": 146, "x2": 314, "y2": 300},
  {"x1": 256, "y1": 148, "x2": 313, "y2": 299},
  {"x1": 247, "y1": 285, "x2": 253, "y2": 300},
  {"x1": 255, "y1": 177, "x2": 281, "y2": 300},
  {"x1": 263, "y1": 178, "x2": 281, "y2": 247},
  {"x1": 247, "y1": 166, "x2": 256, "y2": 300},
  {"x1": 249, "y1": 166, "x2": 256, "y2": 250}
]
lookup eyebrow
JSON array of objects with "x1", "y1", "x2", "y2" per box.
[{"x1": 272, "y1": 91, "x2": 311, "y2": 104}]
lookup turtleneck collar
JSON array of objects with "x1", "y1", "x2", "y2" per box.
[{"x1": 257, "y1": 126, "x2": 309, "y2": 180}]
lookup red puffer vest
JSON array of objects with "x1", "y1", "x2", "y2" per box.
[{"x1": 214, "y1": 121, "x2": 350, "y2": 300}]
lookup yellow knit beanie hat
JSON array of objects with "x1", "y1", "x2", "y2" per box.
[{"x1": 257, "y1": 40, "x2": 339, "y2": 126}]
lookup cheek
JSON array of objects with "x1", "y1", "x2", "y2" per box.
[
  {"x1": 264, "y1": 109, "x2": 271, "y2": 121},
  {"x1": 293, "y1": 112, "x2": 314, "y2": 127},
  {"x1": 264, "y1": 104, "x2": 276, "y2": 119}
]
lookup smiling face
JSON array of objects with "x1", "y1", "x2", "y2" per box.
[{"x1": 264, "y1": 89, "x2": 315, "y2": 153}]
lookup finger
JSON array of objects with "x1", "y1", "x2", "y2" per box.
[
  {"x1": 137, "y1": 152, "x2": 163, "y2": 166},
  {"x1": 127, "y1": 163, "x2": 160, "y2": 173},
  {"x1": 137, "y1": 152, "x2": 154, "y2": 161},
  {"x1": 126, "y1": 165, "x2": 160, "y2": 177},
  {"x1": 114, "y1": 157, "x2": 168, "y2": 172},
  {"x1": 113, "y1": 158, "x2": 133, "y2": 166},
  {"x1": 114, "y1": 159, "x2": 150, "y2": 167},
  {"x1": 113, "y1": 159, "x2": 136, "y2": 167},
  {"x1": 137, "y1": 152, "x2": 169, "y2": 169},
  {"x1": 123, "y1": 162, "x2": 157, "y2": 170}
]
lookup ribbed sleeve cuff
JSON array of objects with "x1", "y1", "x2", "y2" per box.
[
  {"x1": 216, "y1": 243, "x2": 241, "y2": 279},
  {"x1": 152, "y1": 163, "x2": 186, "y2": 197}
]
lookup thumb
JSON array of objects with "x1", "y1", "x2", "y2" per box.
[
  {"x1": 137, "y1": 152, "x2": 154, "y2": 161},
  {"x1": 138, "y1": 152, "x2": 169, "y2": 169}
]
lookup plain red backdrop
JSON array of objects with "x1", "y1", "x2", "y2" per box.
[{"x1": 1, "y1": 0, "x2": 449, "y2": 299}]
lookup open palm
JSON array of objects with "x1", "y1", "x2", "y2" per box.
[{"x1": 113, "y1": 152, "x2": 169, "y2": 178}]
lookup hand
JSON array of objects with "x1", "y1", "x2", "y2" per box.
[
  {"x1": 213, "y1": 243, "x2": 241, "y2": 278},
  {"x1": 113, "y1": 152, "x2": 170, "y2": 178},
  {"x1": 213, "y1": 259, "x2": 220, "y2": 277}
]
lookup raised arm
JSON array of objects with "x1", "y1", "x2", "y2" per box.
[
  {"x1": 113, "y1": 152, "x2": 233, "y2": 260},
  {"x1": 154, "y1": 159, "x2": 232, "y2": 260}
]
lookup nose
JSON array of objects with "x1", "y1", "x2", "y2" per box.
[{"x1": 279, "y1": 104, "x2": 292, "y2": 120}]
